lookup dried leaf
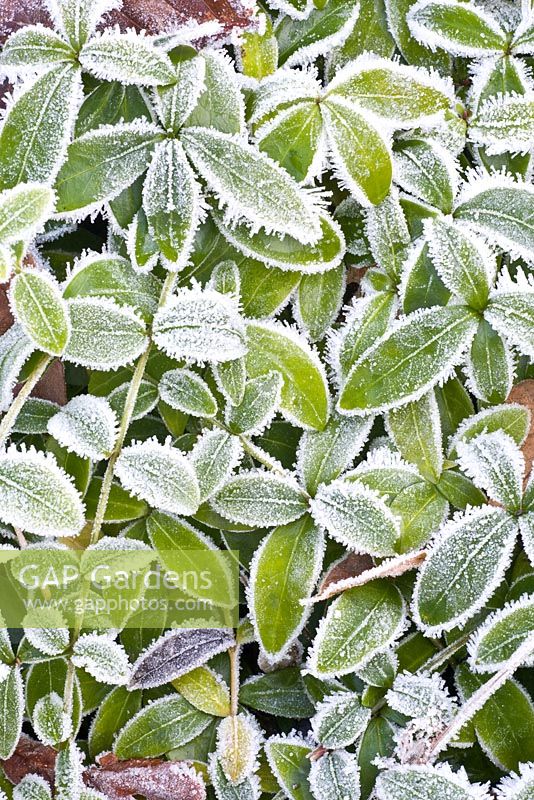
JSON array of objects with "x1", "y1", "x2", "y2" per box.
[{"x1": 507, "y1": 380, "x2": 534, "y2": 478}]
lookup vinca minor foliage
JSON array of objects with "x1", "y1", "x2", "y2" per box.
[{"x1": 1, "y1": 0, "x2": 534, "y2": 798}]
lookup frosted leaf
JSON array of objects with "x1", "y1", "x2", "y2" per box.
[
  {"x1": 311, "y1": 692, "x2": 371, "y2": 748},
  {"x1": 212, "y1": 358, "x2": 247, "y2": 407},
  {"x1": 55, "y1": 740, "x2": 84, "y2": 800},
  {"x1": 129, "y1": 628, "x2": 235, "y2": 689},
  {"x1": 108, "y1": 379, "x2": 158, "y2": 422},
  {"x1": 249, "y1": 69, "x2": 321, "y2": 130},
  {"x1": 225, "y1": 371, "x2": 283, "y2": 435},
  {"x1": 47, "y1": 0, "x2": 120, "y2": 48},
  {"x1": 0, "y1": 25, "x2": 75, "y2": 74},
  {"x1": 190, "y1": 429, "x2": 243, "y2": 503},
  {"x1": 79, "y1": 29, "x2": 176, "y2": 86},
  {"x1": 209, "y1": 754, "x2": 260, "y2": 800},
  {"x1": 152, "y1": 286, "x2": 247, "y2": 364},
  {"x1": 47, "y1": 395, "x2": 118, "y2": 461},
  {"x1": 407, "y1": 0, "x2": 507, "y2": 56},
  {"x1": 470, "y1": 93, "x2": 534, "y2": 156},
  {"x1": 468, "y1": 594, "x2": 534, "y2": 673},
  {"x1": 0, "y1": 324, "x2": 34, "y2": 413},
  {"x1": 180, "y1": 127, "x2": 322, "y2": 245},
  {"x1": 309, "y1": 750, "x2": 361, "y2": 800},
  {"x1": 186, "y1": 50, "x2": 245, "y2": 135},
  {"x1": 24, "y1": 613, "x2": 69, "y2": 656},
  {"x1": 154, "y1": 53, "x2": 206, "y2": 132},
  {"x1": 216, "y1": 713, "x2": 262, "y2": 785},
  {"x1": 512, "y1": 12, "x2": 534, "y2": 54},
  {"x1": 142, "y1": 140, "x2": 202, "y2": 272},
  {"x1": 520, "y1": 513, "x2": 534, "y2": 568},
  {"x1": 310, "y1": 479, "x2": 400, "y2": 556},
  {"x1": 126, "y1": 210, "x2": 159, "y2": 275},
  {"x1": 208, "y1": 259, "x2": 240, "y2": 297},
  {"x1": 265, "y1": 734, "x2": 314, "y2": 800},
  {"x1": 297, "y1": 413, "x2": 373, "y2": 496},
  {"x1": 308, "y1": 579, "x2": 406, "y2": 678},
  {"x1": 496, "y1": 763, "x2": 534, "y2": 799},
  {"x1": 115, "y1": 439, "x2": 200, "y2": 516},
  {"x1": 0, "y1": 665, "x2": 23, "y2": 758},
  {"x1": 457, "y1": 430, "x2": 524, "y2": 511},
  {"x1": 386, "y1": 672, "x2": 455, "y2": 721},
  {"x1": 72, "y1": 633, "x2": 130, "y2": 685},
  {"x1": 447, "y1": 403, "x2": 530, "y2": 458},
  {"x1": 159, "y1": 368, "x2": 217, "y2": 418},
  {"x1": 0, "y1": 184, "x2": 55, "y2": 246},
  {"x1": 393, "y1": 139, "x2": 458, "y2": 214},
  {"x1": 356, "y1": 648, "x2": 398, "y2": 688},
  {"x1": 265, "y1": 0, "x2": 315, "y2": 21},
  {"x1": 376, "y1": 764, "x2": 491, "y2": 800},
  {"x1": 275, "y1": 1, "x2": 361, "y2": 68},
  {"x1": 64, "y1": 297, "x2": 148, "y2": 370},
  {"x1": 0, "y1": 244, "x2": 14, "y2": 284},
  {"x1": 33, "y1": 692, "x2": 72, "y2": 746},
  {"x1": 13, "y1": 775, "x2": 52, "y2": 800},
  {"x1": 365, "y1": 189, "x2": 410, "y2": 281},
  {"x1": 87, "y1": 752, "x2": 207, "y2": 799},
  {"x1": 485, "y1": 291, "x2": 534, "y2": 359},
  {"x1": 386, "y1": 392, "x2": 443, "y2": 483},
  {"x1": 413, "y1": 506, "x2": 518, "y2": 635},
  {"x1": 10, "y1": 270, "x2": 70, "y2": 357},
  {"x1": 211, "y1": 469, "x2": 308, "y2": 527},
  {"x1": 0, "y1": 446, "x2": 85, "y2": 537}
]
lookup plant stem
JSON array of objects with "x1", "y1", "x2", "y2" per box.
[
  {"x1": 0, "y1": 354, "x2": 51, "y2": 446},
  {"x1": 229, "y1": 644, "x2": 240, "y2": 717}
]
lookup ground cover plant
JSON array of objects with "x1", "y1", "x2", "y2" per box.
[{"x1": 0, "y1": 0, "x2": 534, "y2": 798}]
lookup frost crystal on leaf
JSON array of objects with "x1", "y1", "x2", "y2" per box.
[
  {"x1": 47, "y1": 395, "x2": 117, "y2": 461},
  {"x1": 72, "y1": 634, "x2": 130, "y2": 685},
  {"x1": 457, "y1": 430, "x2": 524, "y2": 511}
]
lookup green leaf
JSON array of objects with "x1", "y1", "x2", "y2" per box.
[
  {"x1": 485, "y1": 290, "x2": 534, "y2": 359},
  {"x1": 239, "y1": 12, "x2": 278, "y2": 80},
  {"x1": 275, "y1": 0, "x2": 361, "y2": 66},
  {"x1": 384, "y1": 0, "x2": 451, "y2": 70},
  {"x1": 321, "y1": 98, "x2": 392, "y2": 206},
  {"x1": 240, "y1": 668, "x2": 314, "y2": 719},
  {"x1": 0, "y1": 667, "x2": 23, "y2": 758},
  {"x1": 366, "y1": 188, "x2": 410, "y2": 280},
  {"x1": 394, "y1": 139, "x2": 457, "y2": 213},
  {"x1": 328, "y1": 0, "x2": 395, "y2": 73},
  {"x1": 114, "y1": 695, "x2": 212, "y2": 758},
  {"x1": 448, "y1": 404, "x2": 530, "y2": 458},
  {"x1": 257, "y1": 101, "x2": 324, "y2": 183},
  {"x1": 26, "y1": 659, "x2": 81, "y2": 736},
  {"x1": 376, "y1": 764, "x2": 483, "y2": 800},
  {"x1": 400, "y1": 240, "x2": 450, "y2": 314},
  {"x1": 181, "y1": 127, "x2": 322, "y2": 245},
  {"x1": 84, "y1": 476, "x2": 148, "y2": 523},
  {"x1": 470, "y1": 93, "x2": 534, "y2": 157},
  {"x1": 143, "y1": 140, "x2": 201, "y2": 271},
  {"x1": 226, "y1": 372, "x2": 282, "y2": 435},
  {"x1": 47, "y1": 395, "x2": 117, "y2": 461},
  {"x1": 109, "y1": 378, "x2": 158, "y2": 423},
  {"x1": 414, "y1": 506, "x2": 518, "y2": 635},
  {"x1": 159, "y1": 368, "x2": 217, "y2": 419},
  {"x1": 75, "y1": 81, "x2": 151, "y2": 138},
  {"x1": 457, "y1": 430, "x2": 524, "y2": 511},
  {"x1": 296, "y1": 266, "x2": 345, "y2": 343},
  {"x1": 213, "y1": 208, "x2": 345, "y2": 274},
  {"x1": 327, "y1": 54, "x2": 452, "y2": 126},
  {"x1": 238, "y1": 259, "x2": 300, "y2": 319},
  {"x1": 89, "y1": 685, "x2": 142, "y2": 758},
  {"x1": 436, "y1": 469, "x2": 485, "y2": 510},
  {"x1": 311, "y1": 692, "x2": 371, "y2": 748},
  {"x1": 391, "y1": 480, "x2": 448, "y2": 552},
  {"x1": 185, "y1": 51, "x2": 244, "y2": 135},
  {"x1": 10, "y1": 270, "x2": 69, "y2": 356},
  {"x1": 54, "y1": 121, "x2": 161, "y2": 217},
  {"x1": 80, "y1": 30, "x2": 176, "y2": 86},
  {"x1": 0, "y1": 64, "x2": 82, "y2": 189},
  {"x1": 467, "y1": 319, "x2": 513, "y2": 404},
  {"x1": 209, "y1": 756, "x2": 258, "y2": 800},
  {"x1": 339, "y1": 306, "x2": 477, "y2": 415},
  {"x1": 190, "y1": 429, "x2": 243, "y2": 504},
  {"x1": 155, "y1": 50, "x2": 205, "y2": 133},
  {"x1": 265, "y1": 735, "x2": 314, "y2": 800},
  {"x1": 64, "y1": 297, "x2": 148, "y2": 370},
  {"x1": 50, "y1": 0, "x2": 113, "y2": 49},
  {"x1": 358, "y1": 716, "x2": 395, "y2": 800},
  {"x1": 12, "y1": 398, "x2": 58, "y2": 434},
  {"x1": 356, "y1": 649, "x2": 397, "y2": 688},
  {"x1": 173, "y1": 666, "x2": 231, "y2": 717},
  {"x1": 469, "y1": 594, "x2": 534, "y2": 673},
  {"x1": 249, "y1": 515, "x2": 324, "y2": 658},
  {"x1": 434, "y1": 377, "x2": 474, "y2": 442},
  {"x1": 0, "y1": 183, "x2": 54, "y2": 245},
  {"x1": 246, "y1": 320, "x2": 330, "y2": 430},
  {"x1": 212, "y1": 470, "x2": 308, "y2": 527},
  {"x1": 407, "y1": 0, "x2": 507, "y2": 57},
  {"x1": 309, "y1": 580, "x2": 405, "y2": 678},
  {"x1": 0, "y1": 446, "x2": 85, "y2": 537},
  {"x1": 387, "y1": 392, "x2": 443, "y2": 482},
  {"x1": 311, "y1": 478, "x2": 400, "y2": 556},
  {"x1": 0, "y1": 26, "x2": 75, "y2": 70}
]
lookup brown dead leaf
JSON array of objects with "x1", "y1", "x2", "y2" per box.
[
  {"x1": 318, "y1": 551, "x2": 374, "y2": 595},
  {"x1": 0, "y1": 286, "x2": 13, "y2": 335},
  {"x1": 507, "y1": 380, "x2": 534, "y2": 478},
  {"x1": 0, "y1": 0, "x2": 51, "y2": 44}
]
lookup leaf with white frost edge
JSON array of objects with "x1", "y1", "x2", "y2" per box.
[
  {"x1": 9, "y1": 270, "x2": 70, "y2": 356},
  {"x1": 468, "y1": 594, "x2": 534, "y2": 673},
  {"x1": 520, "y1": 514, "x2": 534, "y2": 568},
  {"x1": 54, "y1": 740, "x2": 83, "y2": 800},
  {"x1": 153, "y1": 286, "x2": 247, "y2": 364},
  {"x1": 356, "y1": 648, "x2": 398, "y2": 688},
  {"x1": 24, "y1": 612, "x2": 69, "y2": 656},
  {"x1": 447, "y1": 403, "x2": 531, "y2": 458},
  {"x1": 225, "y1": 371, "x2": 283, "y2": 435},
  {"x1": 217, "y1": 712, "x2": 262, "y2": 786},
  {"x1": 0, "y1": 25, "x2": 75, "y2": 75},
  {"x1": 47, "y1": 395, "x2": 117, "y2": 461},
  {"x1": 47, "y1": 0, "x2": 120, "y2": 48},
  {"x1": 72, "y1": 634, "x2": 130, "y2": 685},
  {"x1": 276, "y1": 0, "x2": 362, "y2": 68},
  {"x1": 264, "y1": 734, "x2": 314, "y2": 800},
  {"x1": 407, "y1": 0, "x2": 507, "y2": 57},
  {"x1": 159, "y1": 368, "x2": 217, "y2": 419},
  {"x1": 0, "y1": 666, "x2": 23, "y2": 758},
  {"x1": 115, "y1": 439, "x2": 200, "y2": 517},
  {"x1": 211, "y1": 470, "x2": 308, "y2": 527},
  {"x1": 33, "y1": 692, "x2": 72, "y2": 746},
  {"x1": 311, "y1": 692, "x2": 371, "y2": 748},
  {"x1": 209, "y1": 754, "x2": 261, "y2": 800},
  {"x1": 495, "y1": 762, "x2": 534, "y2": 800},
  {"x1": 0, "y1": 325, "x2": 34, "y2": 412},
  {"x1": 386, "y1": 671, "x2": 455, "y2": 721},
  {"x1": 0, "y1": 184, "x2": 55, "y2": 245},
  {"x1": 0, "y1": 446, "x2": 85, "y2": 537},
  {"x1": 309, "y1": 750, "x2": 361, "y2": 800},
  {"x1": 154, "y1": 53, "x2": 205, "y2": 132},
  {"x1": 375, "y1": 763, "x2": 491, "y2": 800},
  {"x1": 456, "y1": 431, "x2": 524, "y2": 511},
  {"x1": 190, "y1": 429, "x2": 243, "y2": 503},
  {"x1": 310, "y1": 479, "x2": 400, "y2": 556},
  {"x1": 413, "y1": 506, "x2": 518, "y2": 636},
  {"x1": 470, "y1": 93, "x2": 534, "y2": 156},
  {"x1": 386, "y1": 391, "x2": 443, "y2": 483},
  {"x1": 365, "y1": 189, "x2": 410, "y2": 281},
  {"x1": 308, "y1": 579, "x2": 406, "y2": 678},
  {"x1": 393, "y1": 139, "x2": 458, "y2": 214},
  {"x1": 13, "y1": 774, "x2": 52, "y2": 800},
  {"x1": 79, "y1": 29, "x2": 176, "y2": 86},
  {"x1": 64, "y1": 297, "x2": 148, "y2": 371},
  {"x1": 485, "y1": 290, "x2": 534, "y2": 360}
]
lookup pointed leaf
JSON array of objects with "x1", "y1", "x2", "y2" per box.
[
  {"x1": 485, "y1": 291, "x2": 534, "y2": 359},
  {"x1": 216, "y1": 713, "x2": 262, "y2": 786},
  {"x1": 376, "y1": 764, "x2": 487, "y2": 800},
  {"x1": 88, "y1": 685, "x2": 142, "y2": 759},
  {"x1": 257, "y1": 101, "x2": 324, "y2": 183},
  {"x1": 0, "y1": 183, "x2": 54, "y2": 245},
  {"x1": 79, "y1": 30, "x2": 176, "y2": 86},
  {"x1": 448, "y1": 404, "x2": 531, "y2": 458},
  {"x1": 49, "y1": 0, "x2": 117, "y2": 48},
  {"x1": 457, "y1": 430, "x2": 524, "y2": 511},
  {"x1": 155, "y1": 51, "x2": 205, "y2": 133},
  {"x1": 265, "y1": 735, "x2": 314, "y2": 800},
  {"x1": 173, "y1": 666, "x2": 230, "y2": 718},
  {"x1": 387, "y1": 391, "x2": 443, "y2": 482},
  {"x1": 190, "y1": 429, "x2": 243, "y2": 503},
  {"x1": 226, "y1": 372, "x2": 282, "y2": 435},
  {"x1": 0, "y1": 325, "x2": 34, "y2": 412},
  {"x1": 0, "y1": 666, "x2": 23, "y2": 758},
  {"x1": 10, "y1": 270, "x2": 69, "y2": 356},
  {"x1": 275, "y1": 0, "x2": 361, "y2": 66},
  {"x1": 185, "y1": 51, "x2": 245, "y2": 135},
  {"x1": 311, "y1": 692, "x2": 371, "y2": 748},
  {"x1": 310, "y1": 750, "x2": 360, "y2": 800},
  {"x1": 407, "y1": 0, "x2": 507, "y2": 56},
  {"x1": 0, "y1": 25, "x2": 75, "y2": 72},
  {"x1": 72, "y1": 634, "x2": 130, "y2": 686},
  {"x1": 469, "y1": 594, "x2": 534, "y2": 673},
  {"x1": 159, "y1": 368, "x2": 217, "y2": 419},
  {"x1": 394, "y1": 138, "x2": 457, "y2": 213},
  {"x1": 471, "y1": 93, "x2": 534, "y2": 156}
]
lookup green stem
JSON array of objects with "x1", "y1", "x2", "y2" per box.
[
  {"x1": 229, "y1": 644, "x2": 240, "y2": 717},
  {"x1": 0, "y1": 354, "x2": 51, "y2": 446}
]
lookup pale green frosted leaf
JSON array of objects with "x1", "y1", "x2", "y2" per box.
[
  {"x1": 209, "y1": 755, "x2": 260, "y2": 800},
  {"x1": 159, "y1": 368, "x2": 217, "y2": 418},
  {"x1": 143, "y1": 140, "x2": 201, "y2": 271},
  {"x1": 386, "y1": 671, "x2": 454, "y2": 720},
  {"x1": 246, "y1": 321, "x2": 329, "y2": 430},
  {"x1": 249, "y1": 515, "x2": 324, "y2": 658},
  {"x1": 385, "y1": 0, "x2": 451, "y2": 70},
  {"x1": 72, "y1": 633, "x2": 129, "y2": 685},
  {"x1": 79, "y1": 30, "x2": 176, "y2": 86},
  {"x1": 13, "y1": 398, "x2": 58, "y2": 434},
  {"x1": 414, "y1": 506, "x2": 517, "y2": 635},
  {"x1": 0, "y1": 446, "x2": 85, "y2": 537},
  {"x1": 457, "y1": 430, "x2": 524, "y2": 511},
  {"x1": 0, "y1": 324, "x2": 34, "y2": 412},
  {"x1": 108, "y1": 379, "x2": 158, "y2": 422},
  {"x1": 256, "y1": 101, "x2": 324, "y2": 183},
  {"x1": 328, "y1": 0, "x2": 395, "y2": 74},
  {"x1": 173, "y1": 666, "x2": 230, "y2": 718},
  {"x1": 469, "y1": 594, "x2": 534, "y2": 673},
  {"x1": 126, "y1": 209, "x2": 159, "y2": 274},
  {"x1": 356, "y1": 648, "x2": 397, "y2": 688},
  {"x1": 387, "y1": 391, "x2": 443, "y2": 482},
  {"x1": 400, "y1": 239, "x2": 450, "y2": 314},
  {"x1": 64, "y1": 297, "x2": 148, "y2": 370},
  {"x1": 0, "y1": 25, "x2": 75, "y2": 72},
  {"x1": 321, "y1": 97, "x2": 392, "y2": 206},
  {"x1": 391, "y1": 480, "x2": 448, "y2": 552},
  {"x1": 448, "y1": 404, "x2": 530, "y2": 458},
  {"x1": 185, "y1": 50, "x2": 245, "y2": 135},
  {"x1": 212, "y1": 470, "x2": 308, "y2": 527},
  {"x1": 407, "y1": 0, "x2": 507, "y2": 56},
  {"x1": 180, "y1": 127, "x2": 321, "y2": 245},
  {"x1": 485, "y1": 290, "x2": 534, "y2": 359},
  {"x1": 240, "y1": 11, "x2": 278, "y2": 81},
  {"x1": 513, "y1": 16, "x2": 534, "y2": 54},
  {"x1": 47, "y1": 395, "x2": 117, "y2": 461},
  {"x1": 208, "y1": 259, "x2": 240, "y2": 296},
  {"x1": 365, "y1": 188, "x2": 410, "y2": 280},
  {"x1": 0, "y1": 183, "x2": 55, "y2": 245},
  {"x1": 311, "y1": 692, "x2": 371, "y2": 748},
  {"x1": 310, "y1": 478, "x2": 400, "y2": 556},
  {"x1": 153, "y1": 286, "x2": 247, "y2": 364},
  {"x1": 33, "y1": 691, "x2": 72, "y2": 746},
  {"x1": 13, "y1": 775, "x2": 51, "y2": 800},
  {"x1": 48, "y1": 0, "x2": 118, "y2": 48},
  {"x1": 376, "y1": 764, "x2": 487, "y2": 800},
  {"x1": 10, "y1": 270, "x2": 69, "y2": 356},
  {"x1": 296, "y1": 266, "x2": 345, "y2": 343},
  {"x1": 394, "y1": 139, "x2": 457, "y2": 213},
  {"x1": 309, "y1": 580, "x2": 405, "y2": 678},
  {"x1": 0, "y1": 667, "x2": 23, "y2": 758},
  {"x1": 190, "y1": 429, "x2": 243, "y2": 503},
  {"x1": 154, "y1": 51, "x2": 205, "y2": 132},
  {"x1": 0, "y1": 64, "x2": 82, "y2": 188},
  {"x1": 212, "y1": 358, "x2": 246, "y2": 407},
  {"x1": 471, "y1": 93, "x2": 534, "y2": 156},
  {"x1": 338, "y1": 306, "x2": 478, "y2": 415},
  {"x1": 226, "y1": 371, "x2": 282, "y2": 435},
  {"x1": 54, "y1": 741, "x2": 83, "y2": 800},
  {"x1": 309, "y1": 750, "x2": 361, "y2": 800},
  {"x1": 467, "y1": 320, "x2": 513, "y2": 404},
  {"x1": 216, "y1": 712, "x2": 262, "y2": 786},
  {"x1": 265, "y1": 735, "x2": 314, "y2": 800},
  {"x1": 116, "y1": 439, "x2": 200, "y2": 516},
  {"x1": 520, "y1": 513, "x2": 534, "y2": 567},
  {"x1": 275, "y1": 0, "x2": 361, "y2": 67}
]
